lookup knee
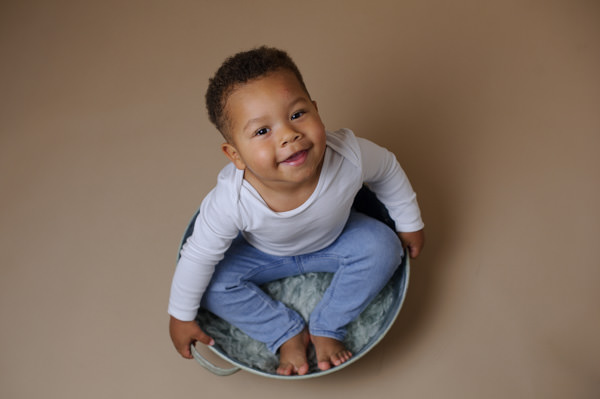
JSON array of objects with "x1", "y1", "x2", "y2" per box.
[
  {"x1": 353, "y1": 216, "x2": 404, "y2": 267},
  {"x1": 200, "y1": 282, "x2": 227, "y2": 310},
  {"x1": 200, "y1": 279, "x2": 247, "y2": 313}
]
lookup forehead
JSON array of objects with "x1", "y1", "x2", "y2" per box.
[
  {"x1": 226, "y1": 70, "x2": 306, "y2": 118},
  {"x1": 229, "y1": 70, "x2": 306, "y2": 105}
]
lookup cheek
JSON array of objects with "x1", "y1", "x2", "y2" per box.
[
  {"x1": 311, "y1": 125, "x2": 327, "y2": 148},
  {"x1": 249, "y1": 145, "x2": 277, "y2": 167},
  {"x1": 310, "y1": 119, "x2": 326, "y2": 138}
]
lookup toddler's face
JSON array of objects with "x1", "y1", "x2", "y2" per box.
[{"x1": 221, "y1": 69, "x2": 326, "y2": 194}]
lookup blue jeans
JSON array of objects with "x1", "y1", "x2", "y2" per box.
[{"x1": 200, "y1": 211, "x2": 404, "y2": 353}]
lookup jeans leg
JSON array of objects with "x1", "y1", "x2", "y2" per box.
[
  {"x1": 302, "y1": 211, "x2": 404, "y2": 341},
  {"x1": 200, "y1": 235, "x2": 306, "y2": 353}
]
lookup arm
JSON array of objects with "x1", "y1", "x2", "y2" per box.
[
  {"x1": 358, "y1": 137, "x2": 425, "y2": 256},
  {"x1": 168, "y1": 184, "x2": 239, "y2": 358}
]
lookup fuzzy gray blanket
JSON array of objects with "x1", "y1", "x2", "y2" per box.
[{"x1": 196, "y1": 269, "x2": 402, "y2": 375}]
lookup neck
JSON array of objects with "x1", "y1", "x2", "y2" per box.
[{"x1": 244, "y1": 168, "x2": 322, "y2": 213}]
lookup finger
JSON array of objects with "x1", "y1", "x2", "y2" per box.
[
  {"x1": 401, "y1": 241, "x2": 412, "y2": 257},
  {"x1": 409, "y1": 245, "x2": 420, "y2": 259},
  {"x1": 195, "y1": 331, "x2": 215, "y2": 346},
  {"x1": 179, "y1": 342, "x2": 194, "y2": 359}
]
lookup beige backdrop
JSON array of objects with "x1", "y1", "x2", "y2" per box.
[{"x1": 1, "y1": 1, "x2": 599, "y2": 398}]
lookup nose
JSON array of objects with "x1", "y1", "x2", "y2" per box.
[{"x1": 279, "y1": 125, "x2": 301, "y2": 146}]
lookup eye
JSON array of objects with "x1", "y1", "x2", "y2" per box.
[
  {"x1": 254, "y1": 127, "x2": 270, "y2": 136},
  {"x1": 291, "y1": 111, "x2": 305, "y2": 120}
]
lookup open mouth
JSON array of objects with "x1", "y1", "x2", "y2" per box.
[{"x1": 281, "y1": 150, "x2": 308, "y2": 166}]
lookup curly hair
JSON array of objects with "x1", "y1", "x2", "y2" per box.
[{"x1": 205, "y1": 46, "x2": 310, "y2": 138}]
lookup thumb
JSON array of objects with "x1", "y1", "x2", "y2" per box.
[
  {"x1": 183, "y1": 330, "x2": 215, "y2": 359},
  {"x1": 194, "y1": 329, "x2": 215, "y2": 347}
]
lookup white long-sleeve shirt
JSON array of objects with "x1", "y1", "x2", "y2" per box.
[{"x1": 168, "y1": 129, "x2": 424, "y2": 321}]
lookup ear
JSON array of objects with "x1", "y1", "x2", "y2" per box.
[
  {"x1": 221, "y1": 142, "x2": 246, "y2": 170},
  {"x1": 312, "y1": 100, "x2": 319, "y2": 112}
]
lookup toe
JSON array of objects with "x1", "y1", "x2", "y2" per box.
[
  {"x1": 276, "y1": 364, "x2": 293, "y2": 376},
  {"x1": 297, "y1": 362, "x2": 309, "y2": 375},
  {"x1": 318, "y1": 360, "x2": 332, "y2": 371}
]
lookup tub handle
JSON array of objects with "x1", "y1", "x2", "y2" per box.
[{"x1": 190, "y1": 344, "x2": 240, "y2": 376}]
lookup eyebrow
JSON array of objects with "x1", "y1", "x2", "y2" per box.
[
  {"x1": 242, "y1": 116, "x2": 267, "y2": 134},
  {"x1": 241, "y1": 96, "x2": 309, "y2": 134}
]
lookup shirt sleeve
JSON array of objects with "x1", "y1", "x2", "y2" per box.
[
  {"x1": 358, "y1": 137, "x2": 424, "y2": 232},
  {"x1": 167, "y1": 185, "x2": 240, "y2": 321}
]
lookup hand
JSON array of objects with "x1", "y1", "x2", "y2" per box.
[
  {"x1": 169, "y1": 315, "x2": 214, "y2": 359},
  {"x1": 398, "y1": 229, "x2": 425, "y2": 259}
]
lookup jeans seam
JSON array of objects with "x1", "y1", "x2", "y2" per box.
[
  {"x1": 294, "y1": 256, "x2": 304, "y2": 274},
  {"x1": 309, "y1": 254, "x2": 348, "y2": 335}
]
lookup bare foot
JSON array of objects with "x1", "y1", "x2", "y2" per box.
[
  {"x1": 277, "y1": 329, "x2": 310, "y2": 376},
  {"x1": 310, "y1": 335, "x2": 352, "y2": 371}
]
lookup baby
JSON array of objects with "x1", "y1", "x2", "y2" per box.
[{"x1": 168, "y1": 46, "x2": 425, "y2": 376}]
